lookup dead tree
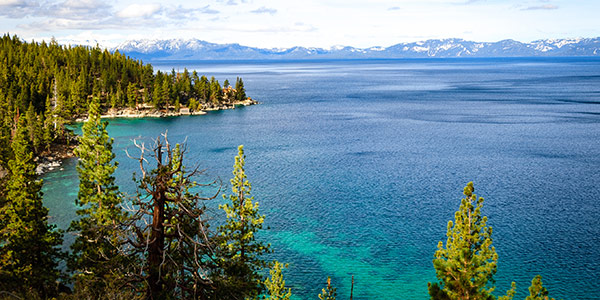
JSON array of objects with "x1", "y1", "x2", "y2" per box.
[{"x1": 123, "y1": 132, "x2": 221, "y2": 299}]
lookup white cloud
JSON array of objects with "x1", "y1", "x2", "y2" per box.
[
  {"x1": 0, "y1": 0, "x2": 40, "y2": 18},
  {"x1": 250, "y1": 6, "x2": 277, "y2": 15},
  {"x1": 3, "y1": 0, "x2": 600, "y2": 49},
  {"x1": 0, "y1": 0, "x2": 26, "y2": 5},
  {"x1": 521, "y1": 4, "x2": 558, "y2": 10},
  {"x1": 219, "y1": 0, "x2": 250, "y2": 5},
  {"x1": 117, "y1": 3, "x2": 161, "y2": 18}
]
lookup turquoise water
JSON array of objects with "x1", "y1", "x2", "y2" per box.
[{"x1": 43, "y1": 58, "x2": 600, "y2": 299}]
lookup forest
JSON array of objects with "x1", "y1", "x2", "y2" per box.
[
  {"x1": 0, "y1": 34, "x2": 248, "y2": 170},
  {"x1": 0, "y1": 35, "x2": 557, "y2": 300}
]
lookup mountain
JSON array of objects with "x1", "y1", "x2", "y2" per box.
[{"x1": 113, "y1": 37, "x2": 600, "y2": 61}]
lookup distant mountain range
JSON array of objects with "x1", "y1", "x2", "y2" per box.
[{"x1": 112, "y1": 37, "x2": 600, "y2": 61}]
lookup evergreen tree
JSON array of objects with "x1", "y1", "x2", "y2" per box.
[
  {"x1": 174, "y1": 97, "x2": 180, "y2": 112},
  {"x1": 318, "y1": 277, "x2": 337, "y2": 300},
  {"x1": 42, "y1": 95, "x2": 56, "y2": 152},
  {"x1": 263, "y1": 261, "x2": 292, "y2": 300},
  {"x1": 152, "y1": 77, "x2": 162, "y2": 109},
  {"x1": 428, "y1": 182, "x2": 497, "y2": 300},
  {"x1": 525, "y1": 275, "x2": 555, "y2": 300},
  {"x1": 235, "y1": 77, "x2": 246, "y2": 101},
  {"x1": 161, "y1": 78, "x2": 171, "y2": 109},
  {"x1": 188, "y1": 98, "x2": 199, "y2": 111},
  {"x1": 25, "y1": 103, "x2": 42, "y2": 153},
  {"x1": 498, "y1": 283, "x2": 516, "y2": 300},
  {"x1": 214, "y1": 145, "x2": 270, "y2": 300},
  {"x1": 116, "y1": 84, "x2": 125, "y2": 107},
  {"x1": 68, "y1": 98, "x2": 127, "y2": 294},
  {"x1": 198, "y1": 75, "x2": 209, "y2": 102},
  {"x1": 0, "y1": 116, "x2": 63, "y2": 297},
  {"x1": 209, "y1": 77, "x2": 222, "y2": 105},
  {"x1": 127, "y1": 82, "x2": 138, "y2": 109}
]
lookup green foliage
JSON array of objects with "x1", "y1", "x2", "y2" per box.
[
  {"x1": 214, "y1": 145, "x2": 270, "y2": 299},
  {"x1": 188, "y1": 97, "x2": 199, "y2": 111},
  {"x1": 263, "y1": 261, "x2": 292, "y2": 300},
  {"x1": 428, "y1": 182, "x2": 497, "y2": 300},
  {"x1": 526, "y1": 275, "x2": 555, "y2": 300},
  {"x1": 127, "y1": 82, "x2": 138, "y2": 109},
  {"x1": 209, "y1": 77, "x2": 223, "y2": 105},
  {"x1": 318, "y1": 277, "x2": 337, "y2": 300},
  {"x1": 68, "y1": 98, "x2": 127, "y2": 294},
  {"x1": 235, "y1": 77, "x2": 247, "y2": 101},
  {"x1": 0, "y1": 116, "x2": 63, "y2": 297},
  {"x1": 0, "y1": 34, "x2": 249, "y2": 155},
  {"x1": 498, "y1": 282, "x2": 516, "y2": 300}
]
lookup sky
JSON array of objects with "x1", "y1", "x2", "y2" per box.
[{"x1": 0, "y1": 0, "x2": 599, "y2": 49}]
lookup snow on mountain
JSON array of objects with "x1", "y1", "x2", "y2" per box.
[{"x1": 112, "y1": 37, "x2": 600, "y2": 61}]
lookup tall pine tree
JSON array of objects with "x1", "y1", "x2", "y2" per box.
[
  {"x1": 318, "y1": 277, "x2": 337, "y2": 300},
  {"x1": 525, "y1": 275, "x2": 555, "y2": 300},
  {"x1": 235, "y1": 77, "x2": 246, "y2": 101},
  {"x1": 263, "y1": 261, "x2": 292, "y2": 300},
  {"x1": 214, "y1": 145, "x2": 270, "y2": 300},
  {"x1": 428, "y1": 182, "x2": 498, "y2": 300},
  {"x1": 0, "y1": 116, "x2": 63, "y2": 297},
  {"x1": 68, "y1": 98, "x2": 127, "y2": 294}
]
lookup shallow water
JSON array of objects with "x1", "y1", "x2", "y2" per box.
[{"x1": 43, "y1": 58, "x2": 600, "y2": 299}]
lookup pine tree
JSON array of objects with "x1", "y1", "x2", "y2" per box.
[
  {"x1": 0, "y1": 116, "x2": 63, "y2": 297},
  {"x1": 525, "y1": 275, "x2": 555, "y2": 300},
  {"x1": 127, "y1": 82, "x2": 138, "y2": 109},
  {"x1": 68, "y1": 97, "x2": 127, "y2": 293},
  {"x1": 318, "y1": 277, "x2": 337, "y2": 300},
  {"x1": 209, "y1": 78, "x2": 222, "y2": 105},
  {"x1": 161, "y1": 79, "x2": 171, "y2": 109},
  {"x1": 498, "y1": 282, "x2": 516, "y2": 300},
  {"x1": 428, "y1": 182, "x2": 497, "y2": 300},
  {"x1": 42, "y1": 95, "x2": 55, "y2": 151},
  {"x1": 214, "y1": 145, "x2": 270, "y2": 299},
  {"x1": 263, "y1": 261, "x2": 292, "y2": 300},
  {"x1": 198, "y1": 75, "x2": 209, "y2": 101},
  {"x1": 235, "y1": 77, "x2": 246, "y2": 101}
]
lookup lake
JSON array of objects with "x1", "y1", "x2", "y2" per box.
[{"x1": 42, "y1": 58, "x2": 600, "y2": 299}]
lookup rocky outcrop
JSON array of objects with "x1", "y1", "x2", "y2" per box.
[
  {"x1": 75, "y1": 99, "x2": 258, "y2": 122},
  {"x1": 35, "y1": 143, "x2": 77, "y2": 175}
]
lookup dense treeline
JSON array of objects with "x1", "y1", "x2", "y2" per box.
[{"x1": 0, "y1": 34, "x2": 247, "y2": 168}]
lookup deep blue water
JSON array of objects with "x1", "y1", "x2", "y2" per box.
[{"x1": 43, "y1": 58, "x2": 600, "y2": 299}]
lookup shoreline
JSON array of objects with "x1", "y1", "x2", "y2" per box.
[
  {"x1": 75, "y1": 99, "x2": 258, "y2": 122},
  {"x1": 38, "y1": 98, "x2": 258, "y2": 175},
  {"x1": 35, "y1": 143, "x2": 77, "y2": 175}
]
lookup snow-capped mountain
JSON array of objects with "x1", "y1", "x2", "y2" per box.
[{"x1": 113, "y1": 37, "x2": 600, "y2": 61}]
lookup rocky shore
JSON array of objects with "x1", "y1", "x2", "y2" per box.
[
  {"x1": 36, "y1": 98, "x2": 258, "y2": 175},
  {"x1": 75, "y1": 99, "x2": 258, "y2": 121},
  {"x1": 35, "y1": 142, "x2": 77, "y2": 175}
]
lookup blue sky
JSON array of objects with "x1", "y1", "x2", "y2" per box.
[{"x1": 0, "y1": 0, "x2": 598, "y2": 48}]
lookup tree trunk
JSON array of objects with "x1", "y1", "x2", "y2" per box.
[{"x1": 147, "y1": 146, "x2": 166, "y2": 299}]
